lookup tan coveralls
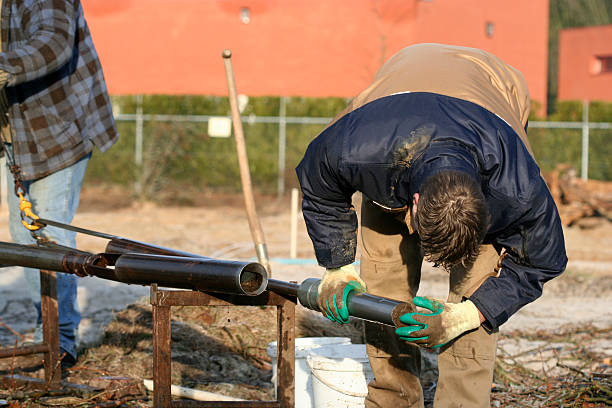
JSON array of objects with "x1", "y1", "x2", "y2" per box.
[{"x1": 346, "y1": 44, "x2": 533, "y2": 408}]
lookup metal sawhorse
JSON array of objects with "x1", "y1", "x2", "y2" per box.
[{"x1": 150, "y1": 284, "x2": 296, "y2": 408}]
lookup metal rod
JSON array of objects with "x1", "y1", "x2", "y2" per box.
[
  {"x1": 106, "y1": 237, "x2": 203, "y2": 258},
  {"x1": 36, "y1": 218, "x2": 118, "y2": 240}
]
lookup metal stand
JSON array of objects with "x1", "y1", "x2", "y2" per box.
[
  {"x1": 0, "y1": 270, "x2": 61, "y2": 385},
  {"x1": 150, "y1": 285, "x2": 296, "y2": 408}
]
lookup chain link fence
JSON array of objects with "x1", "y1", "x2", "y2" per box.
[{"x1": 3, "y1": 111, "x2": 608, "y2": 207}]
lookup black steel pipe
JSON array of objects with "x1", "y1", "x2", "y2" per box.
[
  {"x1": 267, "y1": 278, "x2": 300, "y2": 298},
  {"x1": 270, "y1": 277, "x2": 414, "y2": 327},
  {"x1": 0, "y1": 242, "x2": 91, "y2": 275},
  {"x1": 114, "y1": 253, "x2": 267, "y2": 296},
  {"x1": 106, "y1": 239, "x2": 268, "y2": 296}
]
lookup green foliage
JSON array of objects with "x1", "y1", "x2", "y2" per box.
[
  {"x1": 84, "y1": 95, "x2": 334, "y2": 197},
  {"x1": 549, "y1": 100, "x2": 612, "y2": 122},
  {"x1": 529, "y1": 100, "x2": 612, "y2": 181},
  {"x1": 286, "y1": 97, "x2": 349, "y2": 117},
  {"x1": 589, "y1": 101, "x2": 612, "y2": 122},
  {"x1": 549, "y1": 100, "x2": 585, "y2": 122},
  {"x1": 85, "y1": 121, "x2": 136, "y2": 186}
]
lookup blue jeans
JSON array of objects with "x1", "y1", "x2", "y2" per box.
[{"x1": 6, "y1": 152, "x2": 90, "y2": 359}]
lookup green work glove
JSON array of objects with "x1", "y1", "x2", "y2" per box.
[
  {"x1": 317, "y1": 264, "x2": 367, "y2": 324},
  {"x1": 395, "y1": 296, "x2": 481, "y2": 348}
]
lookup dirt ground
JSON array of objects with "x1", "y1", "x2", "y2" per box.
[{"x1": 0, "y1": 186, "x2": 611, "y2": 407}]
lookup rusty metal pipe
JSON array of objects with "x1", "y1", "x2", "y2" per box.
[
  {"x1": 114, "y1": 253, "x2": 268, "y2": 296},
  {"x1": 0, "y1": 241, "x2": 91, "y2": 274}
]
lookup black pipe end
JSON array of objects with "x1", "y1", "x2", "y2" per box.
[{"x1": 239, "y1": 263, "x2": 268, "y2": 296}]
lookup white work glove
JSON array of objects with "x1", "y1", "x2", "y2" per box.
[
  {"x1": 317, "y1": 264, "x2": 367, "y2": 324},
  {"x1": 395, "y1": 296, "x2": 481, "y2": 348}
]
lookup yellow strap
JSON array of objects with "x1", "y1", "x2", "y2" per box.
[{"x1": 18, "y1": 192, "x2": 41, "y2": 231}]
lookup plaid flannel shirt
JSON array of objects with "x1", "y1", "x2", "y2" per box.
[{"x1": 0, "y1": 0, "x2": 118, "y2": 180}]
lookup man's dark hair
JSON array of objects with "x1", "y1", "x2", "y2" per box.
[{"x1": 414, "y1": 171, "x2": 488, "y2": 270}]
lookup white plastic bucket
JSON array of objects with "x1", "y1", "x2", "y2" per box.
[
  {"x1": 306, "y1": 344, "x2": 374, "y2": 408},
  {"x1": 267, "y1": 337, "x2": 351, "y2": 408}
]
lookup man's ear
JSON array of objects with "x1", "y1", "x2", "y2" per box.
[{"x1": 405, "y1": 193, "x2": 420, "y2": 235}]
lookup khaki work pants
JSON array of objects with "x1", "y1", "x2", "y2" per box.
[{"x1": 360, "y1": 198, "x2": 500, "y2": 408}]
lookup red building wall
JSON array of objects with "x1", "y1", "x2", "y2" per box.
[
  {"x1": 558, "y1": 25, "x2": 612, "y2": 102},
  {"x1": 83, "y1": 0, "x2": 549, "y2": 108}
]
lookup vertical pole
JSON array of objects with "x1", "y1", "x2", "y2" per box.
[
  {"x1": 290, "y1": 188, "x2": 298, "y2": 259},
  {"x1": 276, "y1": 298, "x2": 295, "y2": 407},
  {"x1": 40, "y1": 270, "x2": 61, "y2": 385},
  {"x1": 135, "y1": 94, "x2": 144, "y2": 195},
  {"x1": 151, "y1": 285, "x2": 172, "y2": 408},
  {"x1": 277, "y1": 96, "x2": 287, "y2": 197},
  {"x1": 581, "y1": 100, "x2": 589, "y2": 180},
  {"x1": 0, "y1": 156, "x2": 6, "y2": 212}
]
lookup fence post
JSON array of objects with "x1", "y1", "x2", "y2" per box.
[
  {"x1": 135, "y1": 94, "x2": 144, "y2": 194},
  {"x1": 290, "y1": 187, "x2": 298, "y2": 258},
  {"x1": 0, "y1": 156, "x2": 6, "y2": 213},
  {"x1": 581, "y1": 100, "x2": 589, "y2": 180},
  {"x1": 277, "y1": 96, "x2": 287, "y2": 197}
]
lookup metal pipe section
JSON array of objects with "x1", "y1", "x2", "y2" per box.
[
  {"x1": 266, "y1": 278, "x2": 299, "y2": 298},
  {"x1": 295, "y1": 278, "x2": 414, "y2": 327},
  {"x1": 106, "y1": 238, "x2": 205, "y2": 258},
  {"x1": 0, "y1": 240, "x2": 411, "y2": 324},
  {"x1": 114, "y1": 253, "x2": 268, "y2": 296},
  {"x1": 0, "y1": 241, "x2": 88, "y2": 274},
  {"x1": 107, "y1": 238, "x2": 268, "y2": 295}
]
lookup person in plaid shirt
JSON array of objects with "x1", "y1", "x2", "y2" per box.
[{"x1": 0, "y1": 0, "x2": 118, "y2": 371}]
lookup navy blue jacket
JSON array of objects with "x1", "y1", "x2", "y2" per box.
[{"x1": 296, "y1": 92, "x2": 567, "y2": 330}]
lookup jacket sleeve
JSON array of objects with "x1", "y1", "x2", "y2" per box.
[
  {"x1": 296, "y1": 134, "x2": 358, "y2": 269},
  {"x1": 469, "y1": 179, "x2": 567, "y2": 331},
  {"x1": 0, "y1": 1, "x2": 76, "y2": 85}
]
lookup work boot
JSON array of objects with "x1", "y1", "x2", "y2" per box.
[{"x1": 60, "y1": 349, "x2": 77, "y2": 379}]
